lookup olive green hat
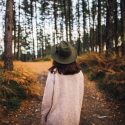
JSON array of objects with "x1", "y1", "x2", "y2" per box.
[{"x1": 51, "y1": 41, "x2": 77, "y2": 64}]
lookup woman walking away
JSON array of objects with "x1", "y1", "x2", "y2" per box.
[{"x1": 41, "y1": 41, "x2": 84, "y2": 125}]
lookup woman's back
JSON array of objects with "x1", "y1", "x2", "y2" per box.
[
  {"x1": 41, "y1": 41, "x2": 84, "y2": 125},
  {"x1": 46, "y1": 71, "x2": 84, "y2": 125}
]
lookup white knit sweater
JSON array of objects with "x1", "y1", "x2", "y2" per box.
[{"x1": 41, "y1": 70, "x2": 84, "y2": 125}]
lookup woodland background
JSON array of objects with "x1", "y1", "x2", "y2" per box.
[
  {"x1": 0, "y1": 0, "x2": 124, "y2": 67},
  {"x1": 0, "y1": 0, "x2": 125, "y2": 125}
]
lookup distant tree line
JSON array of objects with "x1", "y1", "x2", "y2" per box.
[{"x1": 1, "y1": 0, "x2": 125, "y2": 70}]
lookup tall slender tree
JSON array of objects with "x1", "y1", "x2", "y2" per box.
[
  {"x1": 35, "y1": 0, "x2": 38, "y2": 57},
  {"x1": 87, "y1": 0, "x2": 91, "y2": 51},
  {"x1": 53, "y1": 0, "x2": 58, "y2": 43},
  {"x1": 17, "y1": 0, "x2": 21, "y2": 59},
  {"x1": 82, "y1": 0, "x2": 88, "y2": 53},
  {"x1": 30, "y1": 0, "x2": 35, "y2": 59},
  {"x1": 63, "y1": 0, "x2": 68, "y2": 42},
  {"x1": 13, "y1": 1, "x2": 16, "y2": 58},
  {"x1": 76, "y1": 0, "x2": 81, "y2": 40},
  {"x1": 120, "y1": 0, "x2": 125, "y2": 56},
  {"x1": 106, "y1": 0, "x2": 113, "y2": 55},
  {"x1": 114, "y1": 0, "x2": 119, "y2": 55},
  {"x1": 98, "y1": 0, "x2": 103, "y2": 53},
  {"x1": 60, "y1": 0, "x2": 64, "y2": 41},
  {"x1": 4, "y1": 0, "x2": 14, "y2": 70},
  {"x1": 76, "y1": 0, "x2": 81, "y2": 55},
  {"x1": 68, "y1": 0, "x2": 73, "y2": 42},
  {"x1": 91, "y1": 0, "x2": 97, "y2": 52}
]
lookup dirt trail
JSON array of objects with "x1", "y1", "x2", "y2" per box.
[
  {"x1": 80, "y1": 76, "x2": 125, "y2": 125},
  {"x1": 1, "y1": 61, "x2": 125, "y2": 125}
]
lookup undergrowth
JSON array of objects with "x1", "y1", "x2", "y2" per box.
[
  {"x1": 0, "y1": 64, "x2": 41, "y2": 111},
  {"x1": 78, "y1": 53, "x2": 125, "y2": 100}
]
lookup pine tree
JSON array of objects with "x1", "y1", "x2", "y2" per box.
[
  {"x1": 114, "y1": 0, "x2": 119, "y2": 55},
  {"x1": 106, "y1": 0, "x2": 113, "y2": 55},
  {"x1": 120, "y1": 0, "x2": 125, "y2": 56},
  {"x1": 98, "y1": 0, "x2": 103, "y2": 53},
  {"x1": 4, "y1": 0, "x2": 14, "y2": 70}
]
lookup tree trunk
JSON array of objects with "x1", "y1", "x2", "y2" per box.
[
  {"x1": 13, "y1": 1, "x2": 16, "y2": 58},
  {"x1": 114, "y1": 0, "x2": 119, "y2": 56},
  {"x1": 120, "y1": 0, "x2": 125, "y2": 56},
  {"x1": 4, "y1": 0, "x2": 14, "y2": 71},
  {"x1": 87, "y1": 0, "x2": 92, "y2": 52},
  {"x1": 68, "y1": 0, "x2": 72, "y2": 43},
  {"x1": 63, "y1": 0, "x2": 68, "y2": 42},
  {"x1": 82, "y1": 0, "x2": 87, "y2": 53},
  {"x1": 17, "y1": 0, "x2": 21, "y2": 60},
  {"x1": 77, "y1": 0, "x2": 81, "y2": 40},
  {"x1": 53, "y1": 0, "x2": 58, "y2": 43},
  {"x1": 24, "y1": 11, "x2": 27, "y2": 53},
  {"x1": 106, "y1": 0, "x2": 113, "y2": 55},
  {"x1": 35, "y1": 1, "x2": 38, "y2": 58},
  {"x1": 77, "y1": 0, "x2": 81, "y2": 55},
  {"x1": 40, "y1": 28, "x2": 44, "y2": 57},
  {"x1": 92, "y1": 0, "x2": 96, "y2": 52},
  {"x1": 59, "y1": 0, "x2": 64, "y2": 41},
  {"x1": 30, "y1": 0, "x2": 35, "y2": 59},
  {"x1": 98, "y1": 0, "x2": 103, "y2": 53}
]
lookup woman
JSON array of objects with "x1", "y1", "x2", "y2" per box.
[{"x1": 41, "y1": 41, "x2": 84, "y2": 125}]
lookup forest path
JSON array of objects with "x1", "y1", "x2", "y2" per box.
[
  {"x1": 80, "y1": 76, "x2": 125, "y2": 125},
  {"x1": 2, "y1": 61, "x2": 125, "y2": 125}
]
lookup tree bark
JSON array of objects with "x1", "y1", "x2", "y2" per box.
[
  {"x1": 106, "y1": 0, "x2": 113, "y2": 55},
  {"x1": 17, "y1": 0, "x2": 21, "y2": 60},
  {"x1": 87, "y1": 0, "x2": 92, "y2": 52},
  {"x1": 35, "y1": 1, "x2": 38, "y2": 57},
  {"x1": 77, "y1": 0, "x2": 81, "y2": 55},
  {"x1": 98, "y1": 0, "x2": 103, "y2": 53},
  {"x1": 63, "y1": 0, "x2": 68, "y2": 42},
  {"x1": 4, "y1": 0, "x2": 14, "y2": 70},
  {"x1": 53, "y1": 0, "x2": 58, "y2": 43},
  {"x1": 13, "y1": 1, "x2": 16, "y2": 58},
  {"x1": 30, "y1": 0, "x2": 35, "y2": 59},
  {"x1": 77, "y1": 0, "x2": 81, "y2": 40},
  {"x1": 82, "y1": 0, "x2": 87, "y2": 53},
  {"x1": 68, "y1": 0, "x2": 72, "y2": 43},
  {"x1": 92, "y1": 0, "x2": 96, "y2": 52},
  {"x1": 120, "y1": 0, "x2": 125, "y2": 56},
  {"x1": 114, "y1": 0, "x2": 119, "y2": 56}
]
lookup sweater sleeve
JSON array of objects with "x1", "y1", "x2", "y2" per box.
[{"x1": 41, "y1": 71, "x2": 54, "y2": 125}]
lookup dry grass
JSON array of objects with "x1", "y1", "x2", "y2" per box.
[
  {"x1": 0, "y1": 61, "x2": 44, "y2": 110},
  {"x1": 77, "y1": 52, "x2": 106, "y2": 66},
  {"x1": 2, "y1": 67, "x2": 41, "y2": 97},
  {"x1": 78, "y1": 52, "x2": 125, "y2": 100}
]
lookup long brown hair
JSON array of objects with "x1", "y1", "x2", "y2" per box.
[{"x1": 49, "y1": 61, "x2": 80, "y2": 75}]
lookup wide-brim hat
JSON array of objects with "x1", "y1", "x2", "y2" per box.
[{"x1": 51, "y1": 41, "x2": 77, "y2": 64}]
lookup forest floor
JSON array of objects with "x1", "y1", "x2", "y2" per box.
[{"x1": 1, "y1": 61, "x2": 125, "y2": 125}]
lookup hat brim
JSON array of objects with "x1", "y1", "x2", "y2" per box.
[{"x1": 51, "y1": 45, "x2": 77, "y2": 64}]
